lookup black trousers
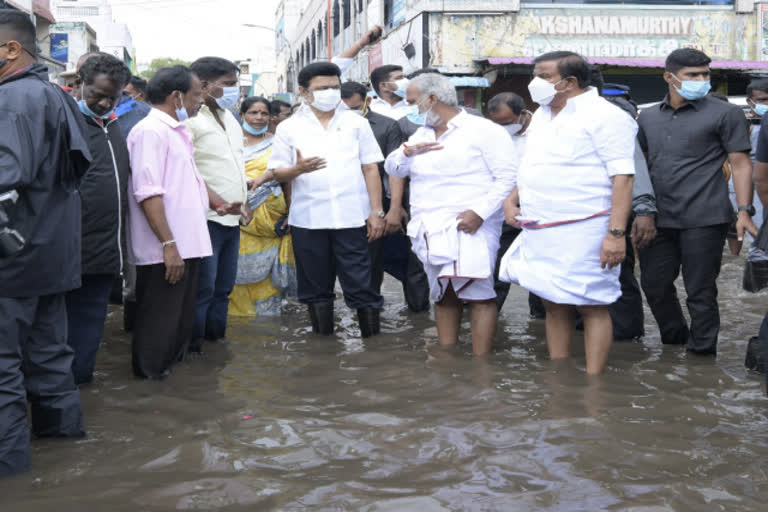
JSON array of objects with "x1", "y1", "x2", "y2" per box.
[
  {"x1": 494, "y1": 224, "x2": 545, "y2": 315},
  {"x1": 639, "y1": 224, "x2": 728, "y2": 354},
  {"x1": 133, "y1": 259, "x2": 201, "y2": 379},
  {"x1": 369, "y1": 233, "x2": 430, "y2": 313},
  {"x1": 609, "y1": 231, "x2": 645, "y2": 340},
  {"x1": 292, "y1": 226, "x2": 383, "y2": 310},
  {"x1": 0, "y1": 294, "x2": 85, "y2": 477}
]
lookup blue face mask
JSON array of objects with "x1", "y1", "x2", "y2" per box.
[
  {"x1": 174, "y1": 92, "x2": 189, "y2": 122},
  {"x1": 753, "y1": 103, "x2": 768, "y2": 117},
  {"x1": 214, "y1": 86, "x2": 240, "y2": 110},
  {"x1": 407, "y1": 112, "x2": 426, "y2": 126},
  {"x1": 78, "y1": 99, "x2": 114, "y2": 120},
  {"x1": 242, "y1": 120, "x2": 268, "y2": 135},
  {"x1": 176, "y1": 106, "x2": 189, "y2": 122},
  {"x1": 673, "y1": 75, "x2": 711, "y2": 101}
]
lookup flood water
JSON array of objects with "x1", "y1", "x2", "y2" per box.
[{"x1": 2, "y1": 252, "x2": 768, "y2": 511}]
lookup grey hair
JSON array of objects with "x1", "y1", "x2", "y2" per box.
[{"x1": 410, "y1": 73, "x2": 458, "y2": 106}]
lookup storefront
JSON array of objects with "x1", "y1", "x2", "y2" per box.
[{"x1": 426, "y1": 1, "x2": 768, "y2": 107}]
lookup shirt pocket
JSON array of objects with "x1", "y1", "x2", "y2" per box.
[{"x1": 332, "y1": 125, "x2": 360, "y2": 161}]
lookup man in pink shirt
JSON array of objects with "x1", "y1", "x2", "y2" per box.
[{"x1": 126, "y1": 66, "x2": 213, "y2": 379}]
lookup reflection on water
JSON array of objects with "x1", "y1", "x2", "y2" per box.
[{"x1": 2, "y1": 253, "x2": 768, "y2": 511}]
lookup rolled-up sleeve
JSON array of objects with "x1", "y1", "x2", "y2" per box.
[
  {"x1": 592, "y1": 110, "x2": 638, "y2": 177},
  {"x1": 471, "y1": 123, "x2": 518, "y2": 220},
  {"x1": 331, "y1": 56, "x2": 354, "y2": 77},
  {"x1": 358, "y1": 121, "x2": 384, "y2": 165},
  {"x1": 267, "y1": 124, "x2": 295, "y2": 170},
  {"x1": 127, "y1": 127, "x2": 166, "y2": 202}
]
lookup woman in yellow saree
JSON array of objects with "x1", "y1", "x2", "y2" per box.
[{"x1": 229, "y1": 97, "x2": 296, "y2": 317}]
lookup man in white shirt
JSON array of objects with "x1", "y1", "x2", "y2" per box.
[
  {"x1": 186, "y1": 57, "x2": 248, "y2": 350},
  {"x1": 369, "y1": 65, "x2": 413, "y2": 120},
  {"x1": 499, "y1": 51, "x2": 636, "y2": 375},
  {"x1": 385, "y1": 74, "x2": 517, "y2": 355},
  {"x1": 268, "y1": 62, "x2": 386, "y2": 337}
]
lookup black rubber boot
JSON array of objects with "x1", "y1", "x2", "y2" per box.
[
  {"x1": 357, "y1": 308, "x2": 380, "y2": 338},
  {"x1": 309, "y1": 302, "x2": 334, "y2": 335}
]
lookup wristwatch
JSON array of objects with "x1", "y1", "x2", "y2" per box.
[
  {"x1": 373, "y1": 210, "x2": 386, "y2": 218},
  {"x1": 609, "y1": 228, "x2": 626, "y2": 238},
  {"x1": 738, "y1": 204, "x2": 756, "y2": 216}
]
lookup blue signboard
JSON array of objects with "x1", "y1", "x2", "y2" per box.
[{"x1": 50, "y1": 33, "x2": 68, "y2": 63}]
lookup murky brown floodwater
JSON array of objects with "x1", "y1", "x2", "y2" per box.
[{"x1": 2, "y1": 252, "x2": 768, "y2": 511}]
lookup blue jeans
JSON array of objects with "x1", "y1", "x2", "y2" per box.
[
  {"x1": 195, "y1": 221, "x2": 240, "y2": 341},
  {"x1": 66, "y1": 274, "x2": 115, "y2": 385}
]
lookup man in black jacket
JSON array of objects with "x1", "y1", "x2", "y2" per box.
[
  {"x1": 341, "y1": 81, "x2": 430, "y2": 312},
  {"x1": 0, "y1": 9, "x2": 91, "y2": 477},
  {"x1": 67, "y1": 53, "x2": 131, "y2": 385}
]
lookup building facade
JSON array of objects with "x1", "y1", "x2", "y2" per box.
[
  {"x1": 52, "y1": 0, "x2": 133, "y2": 69},
  {"x1": 48, "y1": 19, "x2": 97, "y2": 74},
  {"x1": 276, "y1": 0, "x2": 768, "y2": 108}
]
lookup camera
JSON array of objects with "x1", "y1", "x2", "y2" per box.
[{"x1": 0, "y1": 190, "x2": 25, "y2": 257}]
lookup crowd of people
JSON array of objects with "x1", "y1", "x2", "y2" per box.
[{"x1": 1, "y1": 10, "x2": 767, "y2": 477}]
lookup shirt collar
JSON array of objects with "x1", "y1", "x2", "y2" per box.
[
  {"x1": 149, "y1": 107, "x2": 182, "y2": 128},
  {"x1": 447, "y1": 108, "x2": 470, "y2": 129},
  {"x1": 660, "y1": 94, "x2": 701, "y2": 111}
]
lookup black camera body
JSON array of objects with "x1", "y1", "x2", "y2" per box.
[{"x1": 0, "y1": 190, "x2": 25, "y2": 257}]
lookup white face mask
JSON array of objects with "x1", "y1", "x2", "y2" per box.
[
  {"x1": 528, "y1": 76, "x2": 564, "y2": 106},
  {"x1": 310, "y1": 88, "x2": 341, "y2": 112},
  {"x1": 504, "y1": 123, "x2": 523, "y2": 136}
]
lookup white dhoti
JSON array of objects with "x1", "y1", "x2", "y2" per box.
[
  {"x1": 409, "y1": 212, "x2": 501, "y2": 303},
  {"x1": 500, "y1": 215, "x2": 621, "y2": 306}
]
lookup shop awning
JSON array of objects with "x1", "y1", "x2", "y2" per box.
[
  {"x1": 449, "y1": 76, "x2": 491, "y2": 88},
  {"x1": 485, "y1": 57, "x2": 768, "y2": 70}
]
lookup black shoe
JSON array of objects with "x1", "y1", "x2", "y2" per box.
[
  {"x1": 123, "y1": 300, "x2": 136, "y2": 332},
  {"x1": 309, "y1": 302, "x2": 334, "y2": 335},
  {"x1": 357, "y1": 308, "x2": 380, "y2": 338}
]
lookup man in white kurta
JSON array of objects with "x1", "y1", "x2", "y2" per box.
[
  {"x1": 499, "y1": 52, "x2": 636, "y2": 374},
  {"x1": 385, "y1": 74, "x2": 517, "y2": 355}
]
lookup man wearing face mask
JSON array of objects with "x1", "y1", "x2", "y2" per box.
[
  {"x1": 499, "y1": 51, "x2": 636, "y2": 375},
  {"x1": 127, "y1": 65, "x2": 212, "y2": 379},
  {"x1": 369, "y1": 65, "x2": 412, "y2": 120},
  {"x1": 486, "y1": 92, "x2": 544, "y2": 316},
  {"x1": 186, "y1": 57, "x2": 248, "y2": 351},
  {"x1": 68, "y1": 53, "x2": 132, "y2": 385},
  {"x1": 637, "y1": 48, "x2": 756, "y2": 356},
  {"x1": 268, "y1": 62, "x2": 386, "y2": 337},
  {"x1": 0, "y1": 9, "x2": 90, "y2": 476},
  {"x1": 385, "y1": 74, "x2": 518, "y2": 355}
]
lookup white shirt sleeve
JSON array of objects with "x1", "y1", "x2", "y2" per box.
[
  {"x1": 384, "y1": 144, "x2": 412, "y2": 178},
  {"x1": 267, "y1": 123, "x2": 295, "y2": 170},
  {"x1": 358, "y1": 119, "x2": 385, "y2": 165},
  {"x1": 331, "y1": 56, "x2": 354, "y2": 78},
  {"x1": 470, "y1": 122, "x2": 519, "y2": 220},
  {"x1": 591, "y1": 107, "x2": 638, "y2": 177}
]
